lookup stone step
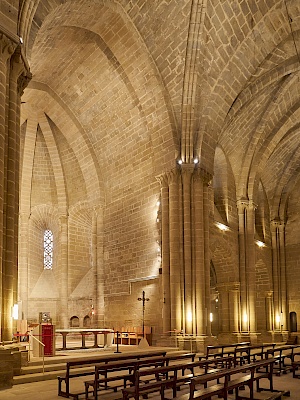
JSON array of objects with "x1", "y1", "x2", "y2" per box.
[
  {"x1": 13, "y1": 369, "x2": 65, "y2": 384},
  {"x1": 20, "y1": 362, "x2": 68, "y2": 374}
]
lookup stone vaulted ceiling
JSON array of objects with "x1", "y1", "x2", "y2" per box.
[{"x1": 20, "y1": 0, "x2": 300, "y2": 221}]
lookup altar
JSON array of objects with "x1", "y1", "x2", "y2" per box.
[{"x1": 55, "y1": 328, "x2": 114, "y2": 350}]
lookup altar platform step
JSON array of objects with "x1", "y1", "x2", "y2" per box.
[{"x1": 13, "y1": 345, "x2": 179, "y2": 385}]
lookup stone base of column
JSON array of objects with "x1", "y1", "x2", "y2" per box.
[
  {"x1": 260, "y1": 330, "x2": 289, "y2": 344},
  {"x1": 177, "y1": 335, "x2": 217, "y2": 353},
  {"x1": 217, "y1": 332, "x2": 261, "y2": 345},
  {"x1": 0, "y1": 350, "x2": 13, "y2": 389}
]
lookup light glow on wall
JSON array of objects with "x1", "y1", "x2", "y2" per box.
[
  {"x1": 255, "y1": 240, "x2": 266, "y2": 248},
  {"x1": 187, "y1": 311, "x2": 193, "y2": 323},
  {"x1": 215, "y1": 222, "x2": 229, "y2": 231},
  {"x1": 12, "y1": 304, "x2": 18, "y2": 320}
]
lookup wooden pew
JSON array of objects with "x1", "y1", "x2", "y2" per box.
[
  {"x1": 122, "y1": 360, "x2": 212, "y2": 400},
  {"x1": 57, "y1": 350, "x2": 166, "y2": 399},
  {"x1": 176, "y1": 358, "x2": 278, "y2": 400},
  {"x1": 267, "y1": 344, "x2": 300, "y2": 375},
  {"x1": 202, "y1": 341, "x2": 250, "y2": 360},
  {"x1": 233, "y1": 343, "x2": 276, "y2": 366},
  {"x1": 84, "y1": 352, "x2": 197, "y2": 399}
]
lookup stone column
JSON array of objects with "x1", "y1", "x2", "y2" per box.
[
  {"x1": 237, "y1": 199, "x2": 249, "y2": 332},
  {"x1": 237, "y1": 198, "x2": 257, "y2": 333},
  {"x1": 278, "y1": 223, "x2": 287, "y2": 331},
  {"x1": 271, "y1": 219, "x2": 287, "y2": 331},
  {"x1": 2, "y1": 47, "x2": 30, "y2": 340},
  {"x1": 18, "y1": 213, "x2": 30, "y2": 320},
  {"x1": 181, "y1": 165, "x2": 193, "y2": 333},
  {"x1": 265, "y1": 291, "x2": 274, "y2": 331},
  {"x1": 95, "y1": 206, "x2": 105, "y2": 327},
  {"x1": 157, "y1": 174, "x2": 171, "y2": 334},
  {"x1": 59, "y1": 215, "x2": 68, "y2": 328},
  {"x1": 246, "y1": 201, "x2": 256, "y2": 332},
  {"x1": 193, "y1": 170, "x2": 205, "y2": 335},
  {"x1": 168, "y1": 169, "x2": 182, "y2": 331},
  {"x1": 203, "y1": 171, "x2": 212, "y2": 335},
  {"x1": 0, "y1": 34, "x2": 16, "y2": 340},
  {"x1": 229, "y1": 283, "x2": 240, "y2": 332}
]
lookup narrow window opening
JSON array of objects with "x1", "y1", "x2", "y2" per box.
[{"x1": 43, "y1": 229, "x2": 53, "y2": 270}]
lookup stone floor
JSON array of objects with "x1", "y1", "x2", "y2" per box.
[{"x1": 0, "y1": 338, "x2": 299, "y2": 399}]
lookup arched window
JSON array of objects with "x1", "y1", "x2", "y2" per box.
[{"x1": 43, "y1": 229, "x2": 53, "y2": 269}]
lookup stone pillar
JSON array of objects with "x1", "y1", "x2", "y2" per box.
[
  {"x1": 59, "y1": 215, "x2": 68, "y2": 328},
  {"x1": 18, "y1": 213, "x2": 30, "y2": 319},
  {"x1": 265, "y1": 291, "x2": 274, "y2": 331},
  {"x1": 168, "y1": 169, "x2": 182, "y2": 331},
  {"x1": 278, "y1": 223, "x2": 287, "y2": 331},
  {"x1": 193, "y1": 170, "x2": 205, "y2": 335},
  {"x1": 181, "y1": 165, "x2": 193, "y2": 333},
  {"x1": 246, "y1": 202, "x2": 256, "y2": 332},
  {"x1": 157, "y1": 174, "x2": 171, "y2": 334},
  {"x1": 0, "y1": 35, "x2": 16, "y2": 341},
  {"x1": 1, "y1": 43, "x2": 30, "y2": 341},
  {"x1": 95, "y1": 206, "x2": 105, "y2": 327},
  {"x1": 271, "y1": 219, "x2": 287, "y2": 331},
  {"x1": 229, "y1": 283, "x2": 240, "y2": 332},
  {"x1": 203, "y1": 172, "x2": 212, "y2": 335}
]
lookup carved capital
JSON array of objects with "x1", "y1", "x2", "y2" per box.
[
  {"x1": 156, "y1": 172, "x2": 169, "y2": 189},
  {"x1": 18, "y1": 70, "x2": 32, "y2": 96},
  {"x1": 0, "y1": 33, "x2": 16, "y2": 63},
  {"x1": 166, "y1": 168, "x2": 180, "y2": 185},
  {"x1": 193, "y1": 167, "x2": 212, "y2": 186}
]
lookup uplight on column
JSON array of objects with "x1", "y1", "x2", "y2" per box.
[
  {"x1": 187, "y1": 311, "x2": 193, "y2": 323},
  {"x1": 11, "y1": 304, "x2": 18, "y2": 320},
  {"x1": 209, "y1": 313, "x2": 213, "y2": 322}
]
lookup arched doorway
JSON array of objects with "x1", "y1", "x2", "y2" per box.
[{"x1": 290, "y1": 312, "x2": 297, "y2": 332}]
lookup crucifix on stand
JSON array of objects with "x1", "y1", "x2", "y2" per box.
[{"x1": 138, "y1": 291, "x2": 149, "y2": 347}]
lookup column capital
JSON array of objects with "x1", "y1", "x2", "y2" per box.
[
  {"x1": 156, "y1": 172, "x2": 169, "y2": 188},
  {"x1": 167, "y1": 168, "x2": 180, "y2": 185},
  {"x1": 193, "y1": 167, "x2": 213, "y2": 185},
  {"x1": 236, "y1": 197, "x2": 257, "y2": 212},
  {"x1": 0, "y1": 33, "x2": 16, "y2": 63},
  {"x1": 270, "y1": 217, "x2": 285, "y2": 230},
  {"x1": 18, "y1": 69, "x2": 32, "y2": 96},
  {"x1": 10, "y1": 48, "x2": 27, "y2": 83}
]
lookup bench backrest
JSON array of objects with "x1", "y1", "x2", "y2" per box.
[{"x1": 65, "y1": 350, "x2": 167, "y2": 375}]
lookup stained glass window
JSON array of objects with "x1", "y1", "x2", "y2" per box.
[{"x1": 43, "y1": 229, "x2": 53, "y2": 269}]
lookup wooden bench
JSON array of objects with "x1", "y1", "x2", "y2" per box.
[
  {"x1": 84, "y1": 356, "x2": 167, "y2": 399},
  {"x1": 176, "y1": 358, "x2": 277, "y2": 400},
  {"x1": 122, "y1": 360, "x2": 210, "y2": 400},
  {"x1": 233, "y1": 344, "x2": 276, "y2": 366},
  {"x1": 121, "y1": 357, "x2": 235, "y2": 400},
  {"x1": 267, "y1": 344, "x2": 300, "y2": 375},
  {"x1": 84, "y1": 353, "x2": 196, "y2": 399},
  {"x1": 57, "y1": 350, "x2": 166, "y2": 399},
  {"x1": 201, "y1": 341, "x2": 250, "y2": 360}
]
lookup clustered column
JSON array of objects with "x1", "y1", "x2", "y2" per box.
[
  {"x1": 237, "y1": 198, "x2": 257, "y2": 333},
  {"x1": 158, "y1": 166, "x2": 212, "y2": 336},
  {"x1": 0, "y1": 33, "x2": 31, "y2": 341},
  {"x1": 94, "y1": 206, "x2": 105, "y2": 327},
  {"x1": 270, "y1": 219, "x2": 287, "y2": 331},
  {"x1": 59, "y1": 215, "x2": 68, "y2": 328}
]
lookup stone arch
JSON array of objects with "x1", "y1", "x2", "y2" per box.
[{"x1": 70, "y1": 315, "x2": 80, "y2": 328}]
